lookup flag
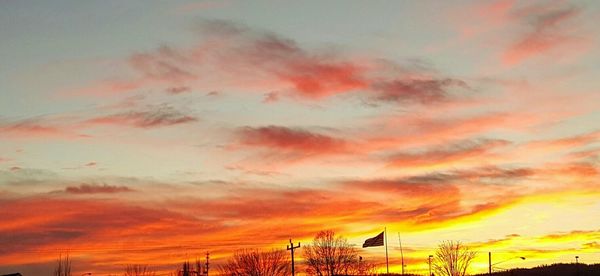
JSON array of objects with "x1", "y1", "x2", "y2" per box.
[{"x1": 362, "y1": 231, "x2": 384, "y2": 248}]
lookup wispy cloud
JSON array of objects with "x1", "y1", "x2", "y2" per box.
[
  {"x1": 385, "y1": 139, "x2": 510, "y2": 168},
  {"x1": 0, "y1": 118, "x2": 90, "y2": 139},
  {"x1": 67, "y1": 20, "x2": 469, "y2": 106},
  {"x1": 236, "y1": 126, "x2": 350, "y2": 155},
  {"x1": 371, "y1": 78, "x2": 467, "y2": 104},
  {"x1": 85, "y1": 105, "x2": 198, "y2": 128},
  {"x1": 64, "y1": 183, "x2": 133, "y2": 194},
  {"x1": 503, "y1": 1, "x2": 583, "y2": 65}
]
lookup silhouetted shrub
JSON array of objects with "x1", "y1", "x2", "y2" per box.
[{"x1": 219, "y1": 248, "x2": 290, "y2": 276}]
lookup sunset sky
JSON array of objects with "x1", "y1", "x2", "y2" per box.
[{"x1": 1, "y1": 0, "x2": 600, "y2": 275}]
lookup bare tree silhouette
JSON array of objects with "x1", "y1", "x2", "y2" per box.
[
  {"x1": 125, "y1": 264, "x2": 156, "y2": 276},
  {"x1": 195, "y1": 259, "x2": 204, "y2": 275},
  {"x1": 53, "y1": 253, "x2": 72, "y2": 276},
  {"x1": 218, "y1": 249, "x2": 290, "y2": 276},
  {"x1": 433, "y1": 240, "x2": 477, "y2": 276},
  {"x1": 351, "y1": 257, "x2": 378, "y2": 276},
  {"x1": 304, "y1": 230, "x2": 372, "y2": 276},
  {"x1": 179, "y1": 261, "x2": 192, "y2": 276}
]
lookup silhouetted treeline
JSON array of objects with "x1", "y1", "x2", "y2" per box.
[
  {"x1": 306, "y1": 273, "x2": 420, "y2": 276},
  {"x1": 42, "y1": 235, "x2": 599, "y2": 276},
  {"x1": 474, "y1": 263, "x2": 600, "y2": 276}
]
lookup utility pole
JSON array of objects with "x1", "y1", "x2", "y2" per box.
[
  {"x1": 488, "y1": 252, "x2": 492, "y2": 275},
  {"x1": 205, "y1": 252, "x2": 210, "y2": 276},
  {"x1": 287, "y1": 239, "x2": 301, "y2": 276}
]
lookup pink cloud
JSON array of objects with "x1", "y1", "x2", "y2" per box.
[
  {"x1": 0, "y1": 119, "x2": 90, "y2": 140},
  {"x1": 502, "y1": 2, "x2": 583, "y2": 65},
  {"x1": 66, "y1": 20, "x2": 469, "y2": 105}
]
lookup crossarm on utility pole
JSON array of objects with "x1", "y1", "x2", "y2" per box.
[{"x1": 287, "y1": 239, "x2": 301, "y2": 276}]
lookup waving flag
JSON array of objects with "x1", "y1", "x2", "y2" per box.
[{"x1": 362, "y1": 231, "x2": 384, "y2": 248}]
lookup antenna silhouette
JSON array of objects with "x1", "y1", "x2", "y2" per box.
[{"x1": 205, "y1": 252, "x2": 210, "y2": 276}]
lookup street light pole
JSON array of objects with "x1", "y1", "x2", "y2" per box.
[
  {"x1": 490, "y1": 255, "x2": 526, "y2": 273},
  {"x1": 428, "y1": 255, "x2": 433, "y2": 276},
  {"x1": 488, "y1": 252, "x2": 492, "y2": 275}
]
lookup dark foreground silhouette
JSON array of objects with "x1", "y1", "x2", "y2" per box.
[{"x1": 473, "y1": 263, "x2": 600, "y2": 276}]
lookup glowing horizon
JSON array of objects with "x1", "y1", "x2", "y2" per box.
[{"x1": 1, "y1": 0, "x2": 599, "y2": 275}]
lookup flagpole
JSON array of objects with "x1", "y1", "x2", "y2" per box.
[
  {"x1": 398, "y1": 232, "x2": 404, "y2": 275},
  {"x1": 385, "y1": 227, "x2": 389, "y2": 274}
]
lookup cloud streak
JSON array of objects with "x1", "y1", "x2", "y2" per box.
[
  {"x1": 236, "y1": 126, "x2": 350, "y2": 155},
  {"x1": 85, "y1": 105, "x2": 198, "y2": 128},
  {"x1": 385, "y1": 139, "x2": 510, "y2": 168},
  {"x1": 503, "y1": 2, "x2": 583, "y2": 65},
  {"x1": 64, "y1": 184, "x2": 133, "y2": 194},
  {"x1": 67, "y1": 20, "x2": 470, "y2": 106}
]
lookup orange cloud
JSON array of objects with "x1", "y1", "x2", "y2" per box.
[
  {"x1": 236, "y1": 126, "x2": 350, "y2": 155},
  {"x1": 1, "y1": 169, "x2": 597, "y2": 275}
]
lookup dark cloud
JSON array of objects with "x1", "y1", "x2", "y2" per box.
[
  {"x1": 206, "y1": 90, "x2": 221, "y2": 96},
  {"x1": 165, "y1": 86, "x2": 191, "y2": 94},
  {"x1": 64, "y1": 183, "x2": 133, "y2": 194},
  {"x1": 371, "y1": 78, "x2": 468, "y2": 104},
  {"x1": 237, "y1": 125, "x2": 349, "y2": 155},
  {"x1": 0, "y1": 197, "x2": 220, "y2": 257},
  {"x1": 405, "y1": 166, "x2": 534, "y2": 185},
  {"x1": 583, "y1": 241, "x2": 600, "y2": 249},
  {"x1": 129, "y1": 46, "x2": 197, "y2": 83},
  {"x1": 262, "y1": 91, "x2": 280, "y2": 103},
  {"x1": 86, "y1": 105, "x2": 197, "y2": 128},
  {"x1": 386, "y1": 139, "x2": 510, "y2": 167}
]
